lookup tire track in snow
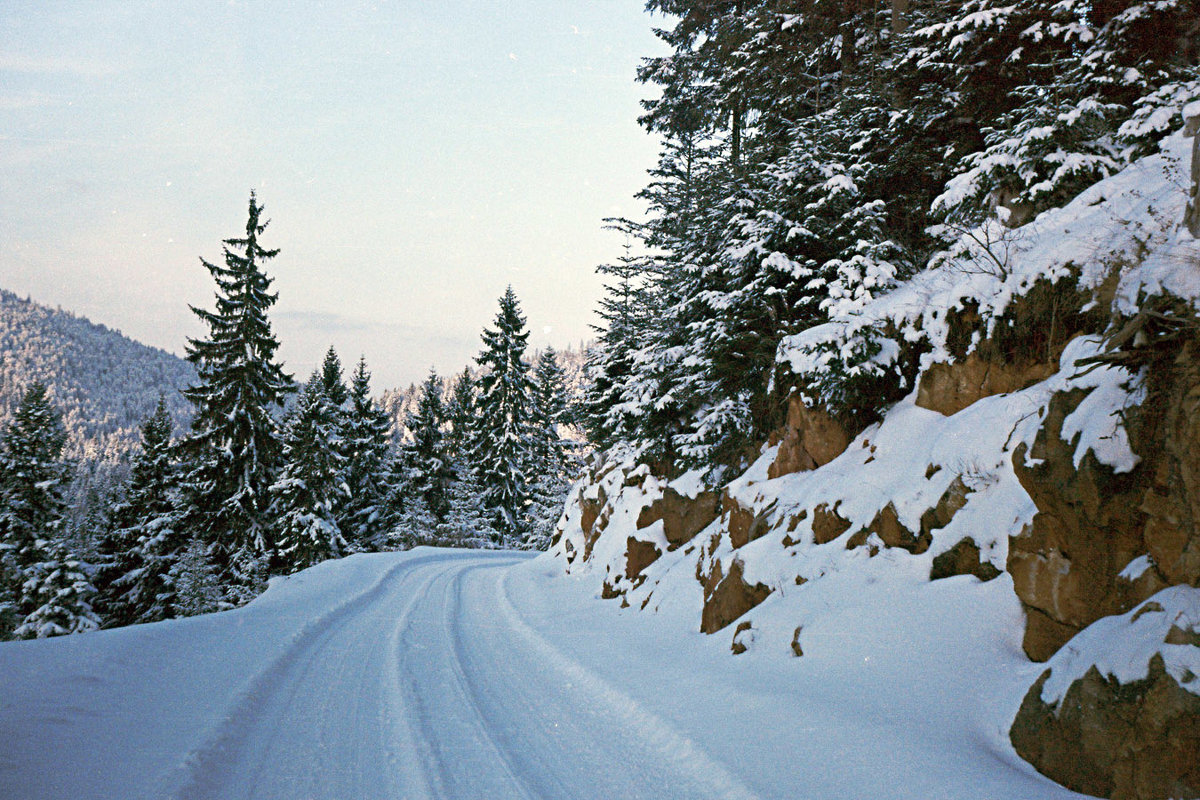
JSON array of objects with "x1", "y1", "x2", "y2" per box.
[
  {"x1": 389, "y1": 557, "x2": 538, "y2": 800},
  {"x1": 161, "y1": 552, "x2": 457, "y2": 800},
  {"x1": 441, "y1": 562, "x2": 542, "y2": 800},
  {"x1": 494, "y1": 566, "x2": 765, "y2": 800}
]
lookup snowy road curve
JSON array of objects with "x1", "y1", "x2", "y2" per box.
[
  {"x1": 172, "y1": 552, "x2": 756, "y2": 800},
  {"x1": 1, "y1": 548, "x2": 1091, "y2": 799},
  {"x1": 1, "y1": 551, "x2": 758, "y2": 800}
]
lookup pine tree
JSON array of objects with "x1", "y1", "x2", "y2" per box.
[
  {"x1": 179, "y1": 192, "x2": 293, "y2": 602},
  {"x1": 531, "y1": 348, "x2": 570, "y2": 474},
  {"x1": 339, "y1": 356, "x2": 393, "y2": 549},
  {"x1": 438, "y1": 468, "x2": 497, "y2": 548},
  {"x1": 444, "y1": 368, "x2": 476, "y2": 462},
  {"x1": 0, "y1": 383, "x2": 96, "y2": 638},
  {"x1": 13, "y1": 538, "x2": 99, "y2": 639},
  {"x1": 524, "y1": 348, "x2": 574, "y2": 550},
  {"x1": 94, "y1": 397, "x2": 185, "y2": 626},
  {"x1": 270, "y1": 374, "x2": 348, "y2": 574},
  {"x1": 472, "y1": 287, "x2": 538, "y2": 544},
  {"x1": 405, "y1": 369, "x2": 455, "y2": 523},
  {"x1": 318, "y1": 346, "x2": 349, "y2": 408}
]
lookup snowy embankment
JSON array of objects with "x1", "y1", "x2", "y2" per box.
[
  {"x1": 2, "y1": 547, "x2": 1089, "y2": 799},
  {"x1": 549, "y1": 124, "x2": 1200, "y2": 798}
]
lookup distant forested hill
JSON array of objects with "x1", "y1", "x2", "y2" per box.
[{"x1": 0, "y1": 289, "x2": 194, "y2": 459}]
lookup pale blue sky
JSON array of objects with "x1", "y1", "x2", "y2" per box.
[{"x1": 0, "y1": 1, "x2": 666, "y2": 389}]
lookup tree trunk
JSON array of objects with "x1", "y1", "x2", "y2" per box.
[{"x1": 891, "y1": 0, "x2": 910, "y2": 34}]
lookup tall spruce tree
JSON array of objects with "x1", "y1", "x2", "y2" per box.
[
  {"x1": 444, "y1": 367, "x2": 476, "y2": 462},
  {"x1": 472, "y1": 287, "x2": 538, "y2": 544},
  {"x1": 180, "y1": 192, "x2": 293, "y2": 601},
  {"x1": 339, "y1": 356, "x2": 394, "y2": 549},
  {"x1": 318, "y1": 346, "x2": 349, "y2": 408}
]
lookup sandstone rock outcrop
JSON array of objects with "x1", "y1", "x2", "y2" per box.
[
  {"x1": 916, "y1": 352, "x2": 1056, "y2": 416},
  {"x1": 636, "y1": 487, "x2": 721, "y2": 549},
  {"x1": 1012, "y1": 333, "x2": 1200, "y2": 661},
  {"x1": 768, "y1": 396, "x2": 850, "y2": 479},
  {"x1": 1010, "y1": 588, "x2": 1200, "y2": 800},
  {"x1": 1012, "y1": 657, "x2": 1200, "y2": 800},
  {"x1": 724, "y1": 493, "x2": 777, "y2": 549},
  {"x1": 700, "y1": 558, "x2": 772, "y2": 634},
  {"x1": 811, "y1": 502, "x2": 852, "y2": 544},
  {"x1": 929, "y1": 537, "x2": 1002, "y2": 582}
]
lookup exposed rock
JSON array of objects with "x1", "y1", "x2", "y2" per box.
[
  {"x1": 636, "y1": 487, "x2": 721, "y2": 551},
  {"x1": 811, "y1": 502, "x2": 852, "y2": 544},
  {"x1": 1011, "y1": 656, "x2": 1200, "y2": 800},
  {"x1": 1011, "y1": 389, "x2": 1157, "y2": 660},
  {"x1": 768, "y1": 395, "x2": 850, "y2": 479},
  {"x1": 1139, "y1": 337, "x2": 1200, "y2": 585},
  {"x1": 624, "y1": 537, "x2": 662, "y2": 584},
  {"x1": 917, "y1": 351, "x2": 1056, "y2": 416},
  {"x1": 849, "y1": 503, "x2": 930, "y2": 555},
  {"x1": 724, "y1": 493, "x2": 778, "y2": 549},
  {"x1": 1167, "y1": 624, "x2": 1200, "y2": 647},
  {"x1": 731, "y1": 621, "x2": 753, "y2": 654},
  {"x1": 1012, "y1": 332, "x2": 1200, "y2": 661},
  {"x1": 919, "y1": 477, "x2": 971, "y2": 536},
  {"x1": 1022, "y1": 606, "x2": 1091, "y2": 665},
  {"x1": 580, "y1": 485, "x2": 610, "y2": 562},
  {"x1": 700, "y1": 559, "x2": 772, "y2": 634},
  {"x1": 662, "y1": 488, "x2": 720, "y2": 549},
  {"x1": 582, "y1": 506, "x2": 612, "y2": 562},
  {"x1": 791, "y1": 626, "x2": 804, "y2": 657},
  {"x1": 635, "y1": 500, "x2": 662, "y2": 531},
  {"x1": 930, "y1": 538, "x2": 1002, "y2": 582}
]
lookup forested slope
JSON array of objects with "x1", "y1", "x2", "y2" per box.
[{"x1": 0, "y1": 289, "x2": 194, "y2": 459}]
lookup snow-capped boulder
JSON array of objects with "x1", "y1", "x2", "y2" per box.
[{"x1": 1010, "y1": 586, "x2": 1200, "y2": 800}]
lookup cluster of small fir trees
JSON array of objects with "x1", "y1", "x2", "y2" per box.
[
  {"x1": 584, "y1": 0, "x2": 1199, "y2": 481},
  {"x1": 389, "y1": 287, "x2": 579, "y2": 550}
]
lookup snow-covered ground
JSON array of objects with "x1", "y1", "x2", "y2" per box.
[{"x1": 0, "y1": 548, "x2": 1090, "y2": 799}]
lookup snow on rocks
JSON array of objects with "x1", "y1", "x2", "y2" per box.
[{"x1": 1010, "y1": 586, "x2": 1200, "y2": 800}]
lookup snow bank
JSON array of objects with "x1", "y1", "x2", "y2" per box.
[{"x1": 1039, "y1": 585, "x2": 1200, "y2": 706}]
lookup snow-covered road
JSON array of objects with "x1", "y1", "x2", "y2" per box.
[{"x1": 0, "y1": 548, "x2": 1088, "y2": 799}]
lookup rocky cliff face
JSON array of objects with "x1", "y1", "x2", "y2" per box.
[{"x1": 551, "y1": 128, "x2": 1200, "y2": 799}]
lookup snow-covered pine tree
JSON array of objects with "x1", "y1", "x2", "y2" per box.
[
  {"x1": 339, "y1": 356, "x2": 394, "y2": 550},
  {"x1": 444, "y1": 367, "x2": 476, "y2": 462},
  {"x1": 318, "y1": 346, "x2": 349, "y2": 408},
  {"x1": 437, "y1": 463, "x2": 495, "y2": 547},
  {"x1": 94, "y1": 397, "x2": 186, "y2": 627},
  {"x1": 0, "y1": 382, "x2": 97, "y2": 638},
  {"x1": 405, "y1": 369, "x2": 455, "y2": 523},
  {"x1": 179, "y1": 192, "x2": 294, "y2": 603},
  {"x1": 270, "y1": 373, "x2": 348, "y2": 574},
  {"x1": 531, "y1": 347, "x2": 569, "y2": 472},
  {"x1": 472, "y1": 287, "x2": 538, "y2": 544},
  {"x1": 923, "y1": 0, "x2": 1200, "y2": 226},
  {"x1": 13, "y1": 537, "x2": 99, "y2": 639},
  {"x1": 525, "y1": 347, "x2": 575, "y2": 551}
]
